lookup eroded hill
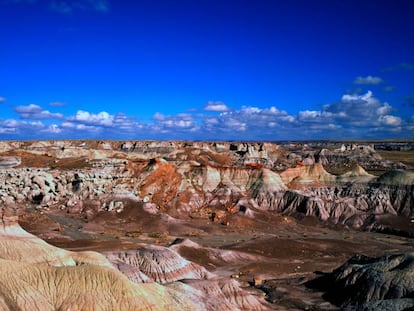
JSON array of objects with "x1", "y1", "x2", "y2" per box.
[{"x1": 0, "y1": 140, "x2": 413, "y2": 310}]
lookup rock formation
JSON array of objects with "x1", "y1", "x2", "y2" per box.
[
  {"x1": 106, "y1": 245, "x2": 213, "y2": 284},
  {"x1": 307, "y1": 252, "x2": 414, "y2": 310},
  {"x1": 1, "y1": 139, "x2": 414, "y2": 309},
  {"x1": 0, "y1": 212, "x2": 198, "y2": 310},
  {"x1": 0, "y1": 209, "x2": 269, "y2": 310},
  {"x1": 0, "y1": 140, "x2": 413, "y2": 236}
]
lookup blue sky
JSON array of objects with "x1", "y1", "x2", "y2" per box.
[{"x1": 0, "y1": 0, "x2": 413, "y2": 140}]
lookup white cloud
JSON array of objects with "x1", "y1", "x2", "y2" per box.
[
  {"x1": 43, "y1": 124, "x2": 62, "y2": 134},
  {"x1": 376, "y1": 104, "x2": 392, "y2": 115},
  {"x1": 353, "y1": 75, "x2": 384, "y2": 85},
  {"x1": 262, "y1": 106, "x2": 286, "y2": 115},
  {"x1": 241, "y1": 106, "x2": 261, "y2": 114},
  {"x1": 0, "y1": 128, "x2": 16, "y2": 134},
  {"x1": 1, "y1": 90, "x2": 412, "y2": 140},
  {"x1": 14, "y1": 104, "x2": 63, "y2": 119},
  {"x1": 112, "y1": 113, "x2": 140, "y2": 131},
  {"x1": 280, "y1": 115, "x2": 295, "y2": 123},
  {"x1": 153, "y1": 112, "x2": 165, "y2": 121},
  {"x1": 328, "y1": 91, "x2": 393, "y2": 125},
  {"x1": 378, "y1": 115, "x2": 402, "y2": 126},
  {"x1": 298, "y1": 110, "x2": 320, "y2": 120},
  {"x1": 287, "y1": 90, "x2": 410, "y2": 138},
  {"x1": 0, "y1": 118, "x2": 46, "y2": 137},
  {"x1": 153, "y1": 113, "x2": 198, "y2": 130},
  {"x1": 204, "y1": 101, "x2": 229, "y2": 112},
  {"x1": 2, "y1": 119, "x2": 20, "y2": 128},
  {"x1": 62, "y1": 121, "x2": 100, "y2": 131},
  {"x1": 225, "y1": 118, "x2": 246, "y2": 131},
  {"x1": 0, "y1": 97, "x2": 6, "y2": 102},
  {"x1": 204, "y1": 117, "x2": 219, "y2": 125},
  {"x1": 71, "y1": 110, "x2": 114, "y2": 126}
]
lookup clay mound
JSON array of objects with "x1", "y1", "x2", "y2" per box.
[
  {"x1": 280, "y1": 163, "x2": 335, "y2": 186},
  {"x1": 307, "y1": 253, "x2": 414, "y2": 309},
  {"x1": 339, "y1": 164, "x2": 375, "y2": 182},
  {"x1": 106, "y1": 245, "x2": 213, "y2": 284},
  {"x1": 110, "y1": 259, "x2": 154, "y2": 283},
  {"x1": 170, "y1": 238, "x2": 263, "y2": 268},
  {"x1": 180, "y1": 278, "x2": 266, "y2": 311},
  {"x1": 305, "y1": 163, "x2": 336, "y2": 182},
  {"x1": 0, "y1": 215, "x2": 76, "y2": 266},
  {"x1": 248, "y1": 168, "x2": 287, "y2": 194},
  {"x1": 0, "y1": 215, "x2": 115, "y2": 268},
  {"x1": 0, "y1": 258, "x2": 195, "y2": 311},
  {"x1": 376, "y1": 169, "x2": 414, "y2": 185},
  {"x1": 0, "y1": 215, "x2": 198, "y2": 310},
  {"x1": 261, "y1": 168, "x2": 287, "y2": 191}
]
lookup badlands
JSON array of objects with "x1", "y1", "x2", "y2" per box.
[{"x1": 0, "y1": 140, "x2": 413, "y2": 310}]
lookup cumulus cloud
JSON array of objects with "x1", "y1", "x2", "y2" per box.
[
  {"x1": 0, "y1": 97, "x2": 6, "y2": 102},
  {"x1": 14, "y1": 104, "x2": 63, "y2": 119},
  {"x1": 43, "y1": 124, "x2": 62, "y2": 134},
  {"x1": 293, "y1": 90, "x2": 410, "y2": 139},
  {"x1": 62, "y1": 122, "x2": 99, "y2": 131},
  {"x1": 1, "y1": 91, "x2": 412, "y2": 140},
  {"x1": 378, "y1": 115, "x2": 402, "y2": 126},
  {"x1": 200, "y1": 105, "x2": 297, "y2": 139},
  {"x1": 240, "y1": 106, "x2": 261, "y2": 114},
  {"x1": 112, "y1": 113, "x2": 141, "y2": 132},
  {"x1": 324, "y1": 91, "x2": 395, "y2": 126},
  {"x1": 152, "y1": 112, "x2": 199, "y2": 133},
  {"x1": 70, "y1": 110, "x2": 114, "y2": 126},
  {"x1": 298, "y1": 110, "x2": 321, "y2": 120},
  {"x1": 354, "y1": 75, "x2": 384, "y2": 85},
  {"x1": 0, "y1": 118, "x2": 46, "y2": 138},
  {"x1": 204, "y1": 101, "x2": 229, "y2": 112}
]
